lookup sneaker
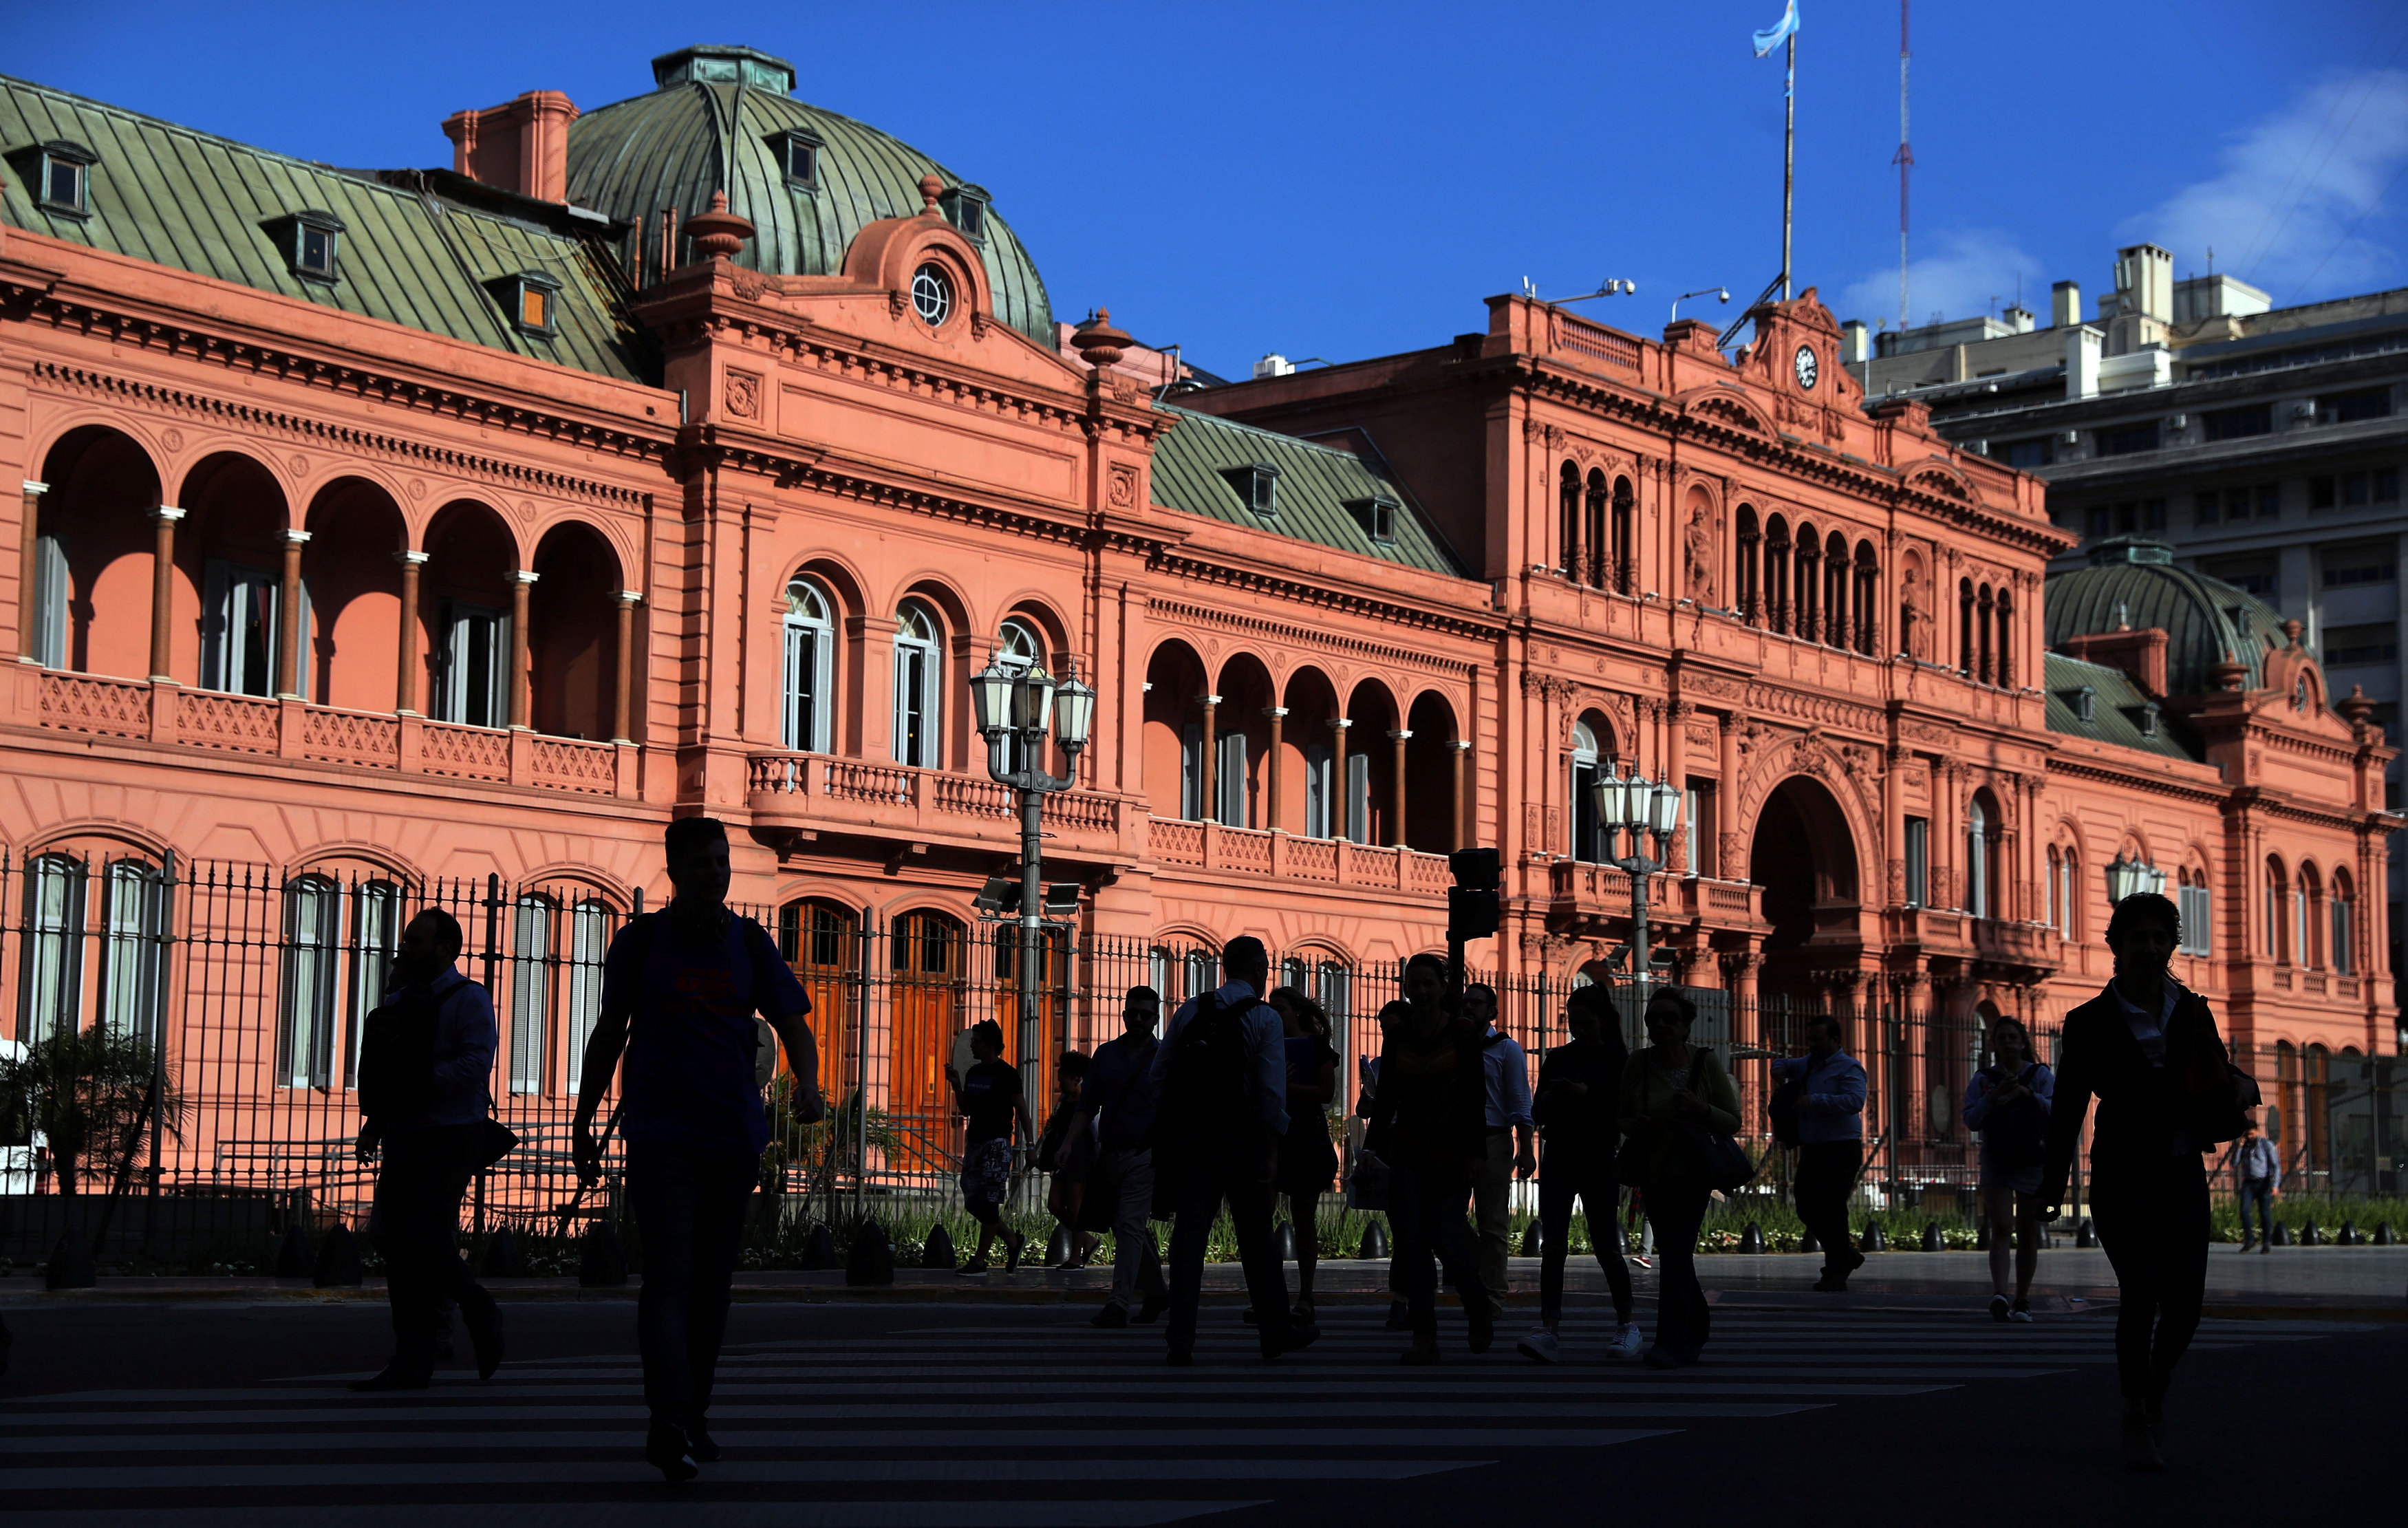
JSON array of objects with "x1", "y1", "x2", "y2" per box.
[
  {"x1": 1135, "y1": 1293, "x2": 1170, "y2": 1324},
  {"x1": 1291, "y1": 1299, "x2": 1316, "y2": 1326},
  {"x1": 645, "y1": 1420, "x2": 698, "y2": 1484},
  {"x1": 683, "y1": 1423, "x2": 722, "y2": 1463},
  {"x1": 1003, "y1": 1231, "x2": 1027, "y2": 1273},
  {"x1": 1845, "y1": 1249, "x2": 1868, "y2": 1273},
  {"x1": 1628, "y1": 1255, "x2": 1653, "y2": 1269},
  {"x1": 1811, "y1": 1276, "x2": 1849, "y2": 1293},
  {"x1": 1466, "y1": 1295, "x2": 1496, "y2": 1355},
  {"x1": 2009, "y1": 1300, "x2": 2035, "y2": 1324},
  {"x1": 1386, "y1": 1300, "x2": 1412, "y2": 1331},
  {"x1": 1990, "y1": 1294, "x2": 2012, "y2": 1324},
  {"x1": 1642, "y1": 1344, "x2": 1681, "y2": 1370},
  {"x1": 1264, "y1": 1324, "x2": 1320, "y2": 1361},
  {"x1": 1606, "y1": 1322, "x2": 1646, "y2": 1361},
  {"x1": 2121, "y1": 1412, "x2": 2165, "y2": 1473},
  {"x1": 1091, "y1": 1302, "x2": 1130, "y2": 1329},
  {"x1": 956, "y1": 1259, "x2": 991, "y2": 1278},
  {"x1": 1400, "y1": 1334, "x2": 1440, "y2": 1366},
  {"x1": 1516, "y1": 1327, "x2": 1563, "y2": 1364},
  {"x1": 348, "y1": 1366, "x2": 431, "y2": 1392}
]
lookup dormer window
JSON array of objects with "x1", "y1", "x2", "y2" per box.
[
  {"x1": 1347, "y1": 495, "x2": 1398, "y2": 544},
  {"x1": 7, "y1": 139, "x2": 97, "y2": 219},
  {"x1": 485, "y1": 270, "x2": 563, "y2": 338},
  {"x1": 1222, "y1": 464, "x2": 1279, "y2": 517},
  {"x1": 939, "y1": 184, "x2": 989, "y2": 244},
  {"x1": 768, "y1": 128, "x2": 823, "y2": 191},
  {"x1": 2065, "y1": 685, "x2": 2096, "y2": 722},
  {"x1": 259, "y1": 210, "x2": 344, "y2": 284}
]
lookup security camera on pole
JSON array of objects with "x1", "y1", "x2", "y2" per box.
[
  {"x1": 969, "y1": 645, "x2": 1097, "y2": 1122},
  {"x1": 1591, "y1": 764, "x2": 1684, "y2": 1007}
]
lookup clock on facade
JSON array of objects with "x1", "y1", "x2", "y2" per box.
[{"x1": 1793, "y1": 345, "x2": 1818, "y2": 389}]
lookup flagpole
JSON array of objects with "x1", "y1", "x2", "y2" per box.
[{"x1": 1781, "y1": 30, "x2": 1795, "y2": 301}]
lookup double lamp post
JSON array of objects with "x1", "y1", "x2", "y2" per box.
[
  {"x1": 1590, "y1": 764, "x2": 1684, "y2": 1000},
  {"x1": 969, "y1": 646, "x2": 1097, "y2": 1090}
]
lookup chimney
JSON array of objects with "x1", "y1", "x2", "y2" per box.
[
  {"x1": 2050, "y1": 280, "x2": 2081, "y2": 329},
  {"x1": 2059, "y1": 628, "x2": 2170, "y2": 698},
  {"x1": 1839, "y1": 319, "x2": 1870, "y2": 365},
  {"x1": 2114, "y1": 244, "x2": 2173, "y2": 325},
  {"x1": 442, "y1": 90, "x2": 579, "y2": 204},
  {"x1": 2066, "y1": 325, "x2": 2100, "y2": 400}
]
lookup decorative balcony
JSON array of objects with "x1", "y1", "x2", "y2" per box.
[
  {"x1": 24, "y1": 671, "x2": 631, "y2": 796},
  {"x1": 1549, "y1": 860, "x2": 1763, "y2": 931},
  {"x1": 1143, "y1": 818, "x2": 1452, "y2": 896},
  {"x1": 746, "y1": 753, "x2": 1128, "y2": 859}
]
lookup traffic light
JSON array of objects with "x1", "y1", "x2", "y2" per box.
[{"x1": 1447, "y1": 847, "x2": 1501, "y2": 942}]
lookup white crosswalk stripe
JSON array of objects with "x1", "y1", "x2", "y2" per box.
[{"x1": 0, "y1": 1302, "x2": 2294, "y2": 1525}]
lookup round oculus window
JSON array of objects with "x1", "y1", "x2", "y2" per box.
[{"x1": 911, "y1": 263, "x2": 953, "y2": 326}]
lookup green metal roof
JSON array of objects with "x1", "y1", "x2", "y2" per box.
[
  {"x1": 0, "y1": 76, "x2": 646, "y2": 383},
  {"x1": 564, "y1": 45, "x2": 1055, "y2": 349},
  {"x1": 1150, "y1": 405, "x2": 1464, "y2": 577},
  {"x1": 2043, "y1": 652, "x2": 2201, "y2": 761},
  {"x1": 2043, "y1": 537, "x2": 2290, "y2": 694}
]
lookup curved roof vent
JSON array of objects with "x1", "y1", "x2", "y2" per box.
[
  {"x1": 650, "y1": 45, "x2": 795, "y2": 94},
  {"x1": 2086, "y1": 536, "x2": 2176, "y2": 567}
]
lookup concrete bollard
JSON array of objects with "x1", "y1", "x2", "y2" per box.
[
  {"x1": 1359, "y1": 1220, "x2": 1389, "y2": 1260},
  {"x1": 922, "y1": 1222, "x2": 956, "y2": 1269},
  {"x1": 1519, "y1": 1219, "x2": 1542, "y2": 1257},
  {"x1": 1860, "y1": 1220, "x2": 1886, "y2": 1253},
  {"x1": 1922, "y1": 1220, "x2": 1944, "y2": 1252},
  {"x1": 1739, "y1": 1221, "x2": 1765, "y2": 1254},
  {"x1": 579, "y1": 1221, "x2": 629, "y2": 1287},
  {"x1": 799, "y1": 1223, "x2": 838, "y2": 1269},
  {"x1": 480, "y1": 1225, "x2": 526, "y2": 1278},
  {"x1": 846, "y1": 1220, "x2": 896, "y2": 1286},
  {"x1": 314, "y1": 1224, "x2": 365, "y2": 1287}
]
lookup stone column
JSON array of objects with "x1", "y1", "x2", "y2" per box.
[
  {"x1": 1664, "y1": 702, "x2": 1688, "y2": 873},
  {"x1": 1196, "y1": 693, "x2": 1220, "y2": 822},
  {"x1": 18, "y1": 480, "x2": 45, "y2": 663},
  {"x1": 275, "y1": 529, "x2": 311, "y2": 699},
  {"x1": 1884, "y1": 744, "x2": 1907, "y2": 907},
  {"x1": 1262, "y1": 707, "x2": 1288, "y2": 832},
  {"x1": 1329, "y1": 717, "x2": 1353, "y2": 839},
  {"x1": 613, "y1": 590, "x2": 643, "y2": 744},
  {"x1": 1387, "y1": 728, "x2": 1412, "y2": 848},
  {"x1": 509, "y1": 569, "x2": 538, "y2": 730},
  {"x1": 149, "y1": 506, "x2": 185, "y2": 682},
  {"x1": 1450, "y1": 739, "x2": 1472, "y2": 851},
  {"x1": 1724, "y1": 949, "x2": 1764, "y2": 1125},
  {"x1": 394, "y1": 552, "x2": 427, "y2": 715}
]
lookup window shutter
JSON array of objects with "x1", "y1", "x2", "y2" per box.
[
  {"x1": 1218, "y1": 731, "x2": 1248, "y2": 827},
  {"x1": 202, "y1": 559, "x2": 231, "y2": 691},
  {"x1": 1304, "y1": 744, "x2": 1329, "y2": 839},
  {"x1": 1346, "y1": 751, "x2": 1370, "y2": 843},
  {"x1": 1181, "y1": 723, "x2": 1202, "y2": 820},
  {"x1": 783, "y1": 622, "x2": 806, "y2": 751},
  {"x1": 32, "y1": 532, "x2": 67, "y2": 668}
]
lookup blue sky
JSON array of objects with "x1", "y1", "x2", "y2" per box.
[{"x1": 12, "y1": 1, "x2": 2405, "y2": 377}]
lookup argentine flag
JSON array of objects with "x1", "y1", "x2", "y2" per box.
[{"x1": 1753, "y1": 1, "x2": 1800, "y2": 56}]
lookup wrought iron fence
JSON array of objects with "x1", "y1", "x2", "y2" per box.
[{"x1": 0, "y1": 848, "x2": 2395, "y2": 1264}]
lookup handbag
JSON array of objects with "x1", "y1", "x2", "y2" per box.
[
  {"x1": 1345, "y1": 1145, "x2": 1392, "y2": 1212},
  {"x1": 2172, "y1": 993, "x2": 2261, "y2": 1145},
  {"x1": 477, "y1": 1115, "x2": 519, "y2": 1170},
  {"x1": 1674, "y1": 1116, "x2": 1759, "y2": 1194}
]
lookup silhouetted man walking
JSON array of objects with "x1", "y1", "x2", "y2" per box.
[
  {"x1": 352, "y1": 907, "x2": 503, "y2": 1391},
  {"x1": 1153, "y1": 936, "x2": 1318, "y2": 1365},
  {"x1": 575, "y1": 817, "x2": 820, "y2": 1482},
  {"x1": 1772, "y1": 1015, "x2": 1867, "y2": 1291}
]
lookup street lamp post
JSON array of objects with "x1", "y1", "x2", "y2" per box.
[
  {"x1": 970, "y1": 647, "x2": 1097, "y2": 1089},
  {"x1": 2105, "y1": 852, "x2": 2166, "y2": 904},
  {"x1": 1591, "y1": 764, "x2": 1684, "y2": 1005}
]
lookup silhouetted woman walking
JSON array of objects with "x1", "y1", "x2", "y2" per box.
[
  {"x1": 1269, "y1": 986, "x2": 1340, "y2": 1324},
  {"x1": 2044, "y1": 891, "x2": 2250, "y2": 1472},
  {"x1": 1617, "y1": 989, "x2": 1739, "y2": 1370}
]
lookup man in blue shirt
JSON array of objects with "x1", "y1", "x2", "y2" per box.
[
  {"x1": 1771, "y1": 1014, "x2": 1869, "y2": 1292},
  {"x1": 1150, "y1": 937, "x2": 1318, "y2": 1365},
  {"x1": 1466, "y1": 983, "x2": 1536, "y2": 1298},
  {"x1": 574, "y1": 817, "x2": 820, "y2": 1483},
  {"x1": 353, "y1": 907, "x2": 502, "y2": 1392},
  {"x1": 1073, "y1": 985, "x2": 1169, "y2": 1328}
]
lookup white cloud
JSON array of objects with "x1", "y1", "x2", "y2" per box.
[
  {"x1": 2120, "y1": 68, "x2": 2408, "y2": 300},
  {"x1": 1829, "y1": 228, "x2": 2050, "y2": 331}
]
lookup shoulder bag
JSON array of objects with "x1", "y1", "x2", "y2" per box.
[{"x1": 1672, "y1": 1053, "x2": 1759, "y2": 1194}]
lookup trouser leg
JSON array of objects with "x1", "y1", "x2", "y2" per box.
[
  {"x1": 1428, "y1": 1173, "x2": 1488, "y2": 1319},
  {"x1": 1537, "y1": 1170, "x2": 1573, "y2": 1321},
  {"x1": 1473, "y1": 1130, "x2": 1512, "y2": 1295},
  {"x1": 1388, "y1": 1164, "x2": 1441, "y2": 1335},
  {"x1": 1108, "y1": 1148, "x2": 1153, "y2": 1310},
  {"x1": 1589, "y1": 1174, "x2": 1634, "y2": 1322},
  {"x1": 1649, "y1": 1183, "x2": 1710, "y2": 1357},
  {"x1": 1164, "y1": 1157, "x2": 1216, "y2": 1355},
  {"x1": 1291, "y1": 1189, "x2": 1320, "y2": 1299},
  {"x1": 1796, "y1": 1142, "x2": 1860, "y2": 1271},
  {"x1": 2091, "y1": 1173, "x2": 2159, "y2": 1401},
  {"x1": 1218, "y1": 1139, "x2": 1292, "y2": 1349},
  {"x1": 2150, "y1": 1161, "x2": 2211, "y2": 1394},
  {"x1": 683, "y1": 1149, "x2": 757, "y2": 1425},
  {"x1": 630, "y1": 1141, "x2": 702, "y2": 1427}
]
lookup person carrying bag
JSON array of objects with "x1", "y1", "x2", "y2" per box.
[{"x1": 1617, "y1": 987, "x2": 1741, "y2": 1370}]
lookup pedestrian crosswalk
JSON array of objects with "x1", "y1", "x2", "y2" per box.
[{"x1": 0, "y1": 1302, "x2": 2319, "y2": 1525}]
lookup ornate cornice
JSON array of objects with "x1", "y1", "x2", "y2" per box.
[{"x1": 1150, "y1": 596, "x2": 1481, "y2": 678}]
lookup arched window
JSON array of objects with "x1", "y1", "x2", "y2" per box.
[
  {"x1": 993, "y1": 616, "x2": 1046, "y2": 778},
  {"x1": 2331, "y1": 871, "x2": 2355, "y2": 974},
  {"x1": 892, "y1": 910, "x2": 964, "y2": 1136},
  {"x1": 1995, "y1": 587, "x2": 2017, "y2": 687},
  {"x1": 782, "y1": 577, "x2": 837, "y2": 753},
  {"x1": 1966, "y1": 796, "x2": 1992, "y2": 918},
  {"x1": 2176, "y1": 867, "x2": 2211, "y2": 956},
  {"x1": 1610, "y1": 474, "x2": 1635, "y2": 593},
  {"x1": 508, "y1": 893, "x2": 557, "y2": 1095},
  {"x1": 1735, "y1": 506, "x2": 1762, "y2": 625},
  {"x1": 892, "y1": 599, "x2": 943, "y2": 769},
  {"x1": 1977, "y1": 585, "x2": 1997, "y2": 685},
  {"x1": 98, "y1": 859, "x2": 165, "y2": 1044},
  {"x1": 2043, "y1": 847, "x2": 2059, "y2": 931},
  {"x1": 1853, "y1": 542, "x2": 1880, "y2": 654},
  {"x1": 279, "y1": 874, "x2": 341, "y2": 1089},
  {"x1": 1823, "y1": 530, "x2": 1849, "y2": 647},
  {"x1": 2296, "y1": 864, "x2": 2321, "y2": 969},
  {"x1": 1570, "y1": 718, "x2": 1604, "y2": 863},
  {"x1": 345, "y1": 879, "x2": 400, "y2": 1088},
  {"x1": 1765, "y1": 515, "x2": 1793, "y2": 635},
  {"x1": 1959, "y1": 579, "x2": 1976, "y2": 678},
  {"x1": 1585, "y1": 469, "x2": 1611, "y2": 589},
  {"x1": 563, "y1": 897, "x2": 612, "y2": 1093},
  {"x1": 780, "y1": 898, "x2": 860, "y2": 1090},
  {"x1": 19, "y1": 852, "x2": 86, "y2": 1043},
  {"x1": 2264, "y1": 857, "x2": 2289, "y2": 962},
  {"x1": 29, "y1": 508, "x2": 66, "y2": 669},
  {"x1": 2060, "y1": 847, "x2": 2079, "y2": 940},
  {"x1": 1558, "y1": 462, "x2": 1582, "y2": 579},
  {"x1": 1794, "y1": 526, "x2": 1821, "y2": 641}
]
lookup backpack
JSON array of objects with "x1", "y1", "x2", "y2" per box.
[
  {"x1": 356, "y1": 982, "x2": 442, "y2": 1127},
  {"x1": 1160, "y1": 991, "x2": 1250, "y2": 1136}
]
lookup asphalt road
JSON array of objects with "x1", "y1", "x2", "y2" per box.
[{"x1": 0, "y1": 1291, "x2": 2400, "y2": 1526}]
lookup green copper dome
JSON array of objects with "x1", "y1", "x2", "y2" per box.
[
  {"x1": 2044, "y1": 537, "x2": 2293, "y2": 693},
  {"x1": 565, "y1": 45, "x2": 1055, "y2": 347}
]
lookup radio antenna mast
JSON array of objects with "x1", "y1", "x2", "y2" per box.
[{"x1": 1892, "y1": 0, "x2": 1913, "y2": 332}]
